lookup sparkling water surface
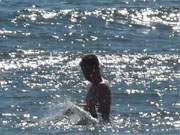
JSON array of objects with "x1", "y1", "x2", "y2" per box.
[{"x1": 0, "y1": 0, "x2": 180, "y2": 134}]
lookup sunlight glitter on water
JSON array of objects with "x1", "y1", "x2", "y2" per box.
[
  {"x1": 0, "y1": 0, "x2": 180, "y2": 134},
  {"x1": 11, "y1": 7, "x2": 180, "y2": 33},
  {"x1": 0, "y1": 51, "x2": 179, "y2": 134},
  {"x1": 0, "y1": 50, "x2": 179, "y2": 93}
]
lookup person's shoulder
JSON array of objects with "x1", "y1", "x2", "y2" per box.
[
  {"x1": 97, "y1": 79, "x2": 110, "y2": 91},
  {"x1": 99, "y1": 79, "x2": 109, "y2": 86}
]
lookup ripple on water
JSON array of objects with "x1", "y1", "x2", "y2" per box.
[
  {"x1": 0, "y1": 49, "x2": 179, "y2": 134},
  {"x1": 0, "y1": 0, "x2": 180, "y2": 134},
  {"x1": 10, "y1": 6, "x2": 180, "y2": 33},
  {"x1": 0, "y1": 49, "x2": 179, "y2": 92}
]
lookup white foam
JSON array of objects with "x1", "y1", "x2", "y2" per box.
[
  {"x1": 63, "y1": 102, "x2": 99, "y2": 125},
  {"x1": 39, "y1": 101, "x2": 98, "y2": 126}
]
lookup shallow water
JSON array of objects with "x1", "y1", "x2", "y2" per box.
[{"x1": 0, "y1": 0, "x2": 180, "y2": 134}]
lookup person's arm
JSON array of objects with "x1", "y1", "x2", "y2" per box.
[
  {"x1": 98, "y1": 84, "x2": 111, "y2": 122},
  {"x1": 77, "y1": 102, "x2": 88, "y2": 111},
  {"x1": 78, "y1": 102, "x2": 98, "y2": 118},
  {"x1": 63, "y1": 102, "x2": 88, "y2": 115}
]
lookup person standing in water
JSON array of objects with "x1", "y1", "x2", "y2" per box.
[{"x1": 79, "y1": 54, "x2": 111, "y2": 123}]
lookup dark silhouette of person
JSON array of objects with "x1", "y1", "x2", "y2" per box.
[{"x1": 79, "y1": 54, "x2": 111, "y2": 122}]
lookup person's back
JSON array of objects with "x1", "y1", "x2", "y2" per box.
[{"x1": 79, "y1": 54, "x2": 111, "y2": 122}]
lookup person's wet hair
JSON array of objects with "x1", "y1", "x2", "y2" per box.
[{"x1": 80, "y1": 54, "x2": 99, "y2": 67}]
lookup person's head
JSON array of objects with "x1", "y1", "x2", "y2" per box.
[{"x1": 80, "y1": 54, "x2": 101, "y2": 83}]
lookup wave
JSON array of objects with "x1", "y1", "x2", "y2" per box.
[
  {"x1": 0, "y1": 28, "x2": 31, "y2": 38},
  {"x1": 11, "y1": 6, "x2": 180, "y2": 32}
]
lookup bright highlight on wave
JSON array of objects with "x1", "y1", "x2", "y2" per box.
[
  {"x1": 0, "y1": 49, "x2": 179, "y2": 93},
  {"x1": 11, "y1": 6, "x2": 180, "y2": 32},
  {"x1": 0, "y1": 29, "x2": 31, "y2": 38}
]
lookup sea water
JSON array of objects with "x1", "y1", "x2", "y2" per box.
[{"x1": 0, "y1": 0, "x2": 180, "y2": 134}]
